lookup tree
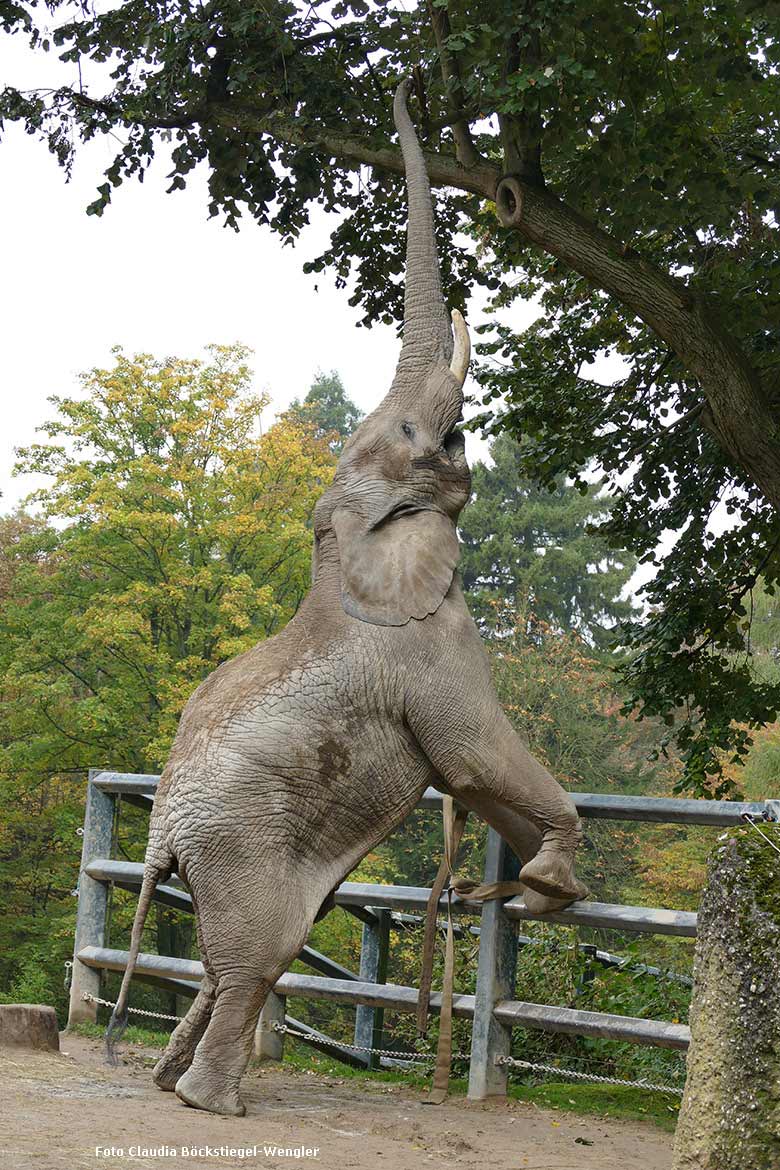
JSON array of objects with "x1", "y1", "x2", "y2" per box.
[
  {"x1": 287, "y1": 369, "x2": 363, "y2": 453},
  {"x1": 0, "y1": 344, "x2": 335, "y2": 1008},
  {"x1": 2, "y1": 1, "x2": 778, "y2": 788},
  {"x1": 459, "y1": 433, "x2": 636, "y2": 643}
]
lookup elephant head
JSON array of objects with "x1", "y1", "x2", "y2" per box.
[{"x1": 313, "y1": 79, "x2": 471, "y2": 627}]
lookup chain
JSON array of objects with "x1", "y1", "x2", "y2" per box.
[
  {"x1": 79, "y1": 994, "x2": 467, "y2": 1061},
  {"x1": 271, "y1": 1021, "x2": 471, "y2": 1064},
  {"x1": 496, "y1": 1054, "x2": 684, "y2": 1097},
  {"x1": 79, "y1": 993, "x2": 685, "y2": 1095},
  {"x1": 80, "y1": 992, "x2": 184, "y2": 1022},
  {"x1": 63, "y1": 961, "x2": 73, "y2": 990},
  {"x1": 742, "y1": 812, "x2": 780, "y2": 857}
]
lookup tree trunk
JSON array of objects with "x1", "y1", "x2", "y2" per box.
[{"x1": 672, "y1": 826, "x2": 780, "y2": 1169}]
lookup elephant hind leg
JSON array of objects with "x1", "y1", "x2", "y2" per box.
[
  {"x1": 172, "y1": 869, "x2": 313, "y2": 1117},
  {"x1": 152, "y1": 872, "x2": 219, "y2": 1091},
  {"x1": 152, "y1": 973, "x2": 216, "y2": 1091}
]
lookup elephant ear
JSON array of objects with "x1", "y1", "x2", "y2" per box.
[{"x1": 332, "y1": 505, "x2": 460, "y2": 626}]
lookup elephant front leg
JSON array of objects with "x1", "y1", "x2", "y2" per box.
[
  {"x1": 440, "y1": 786, "x2": 582, "y2": 914},
  {"x1": 421, "y1": 708, "x2": 588, "y2": 905}
]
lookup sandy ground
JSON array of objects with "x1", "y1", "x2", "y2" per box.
[{"x1": 0, "y1": 1035, "x2": 673, "y2": 1170}]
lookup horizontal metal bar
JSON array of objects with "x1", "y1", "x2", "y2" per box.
[
  {"x1": 85, "y1": 860, "x2": 186, "y2": 898},
  {"x1": 92, "y1": 771, "x2": 773, "y2": 826},
  {"x1": 504, "y1": 896, "x2": 697, "y2": 937},
  {"x1": 339, "y1": 881, "x2": 697, "y2": 936},
  {"x1": 76, "y1": 947, "x2": 474, "y2": 1019},
  {"x1": 85, "y1": 860, "x2": 697, "y2": 937},
  {"x1": 80, "y1": 947, "x2": 204, "y2": 982},
  {"x1": 282, "y1": 1015, "x2": 369, "y2": 1068},
  {"x1": 77, "y1": 947, "x2": 688, "y2": 1049},
  {"x1": 335, "y1": 881, "x2": 450, "y2": 916},
  {"x1": 493, "y1": 1000, "x2": 690, "y2": 1051},
  {"x1": 94, "y1": 869, "x2": 192, "y2": 914},
  {"x1": 571, "y1": 792, "x2": 768, "y2": 826},
  {"x1": 94, "y1": 774, "x2": 161, "y2": 795}
]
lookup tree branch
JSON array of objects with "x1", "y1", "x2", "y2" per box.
[
  {"x1": 497, "y1": 7, "x2": 545, "y2": 188},
  {"x1": 66, "y1": 88, "x2": 780, "y2": 509},
  {"x1": 426, "y1": 0, "x2": 482, "y2": 169},
  {"x1": 493, "y1": 175, "x2": 780, "y2": 508},
  {"x1": 206, "y1": 99, "x2": 498, "y2": 195}
]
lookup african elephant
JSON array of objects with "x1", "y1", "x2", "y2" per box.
[{"x1": 106, "y1": 77, "x2": 587, "y2": 1117}]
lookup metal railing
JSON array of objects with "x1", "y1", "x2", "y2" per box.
[{"x1": 67, "y1": 769, "x2": 780, "y2": 1098}]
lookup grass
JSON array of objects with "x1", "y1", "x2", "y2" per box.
[
  {"x1": 70, "y1": 1020, "x2": 679, "y2": 1132},
  {"x1": 508, "y1": 1080, "x2": 679, "y2": 1132},
  {"x1": 282, "y1": 1041, "x2": 680, "y2": 1132},
  {"x1": 70, "y1": 1019, "x2": 173, "y2": 1050}
]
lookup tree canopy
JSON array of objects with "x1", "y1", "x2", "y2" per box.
[
  {"x1": 3, "y1": 344, "x2": 334, "y2": 770},
  {"x1": 286, "y1": 369, "x2": 364, "y2": 452},
  {"x1": 2, "y1": 1, "x2": 779, "y2": 789},
  {"x1": 459, "y1": 433, "x2": 636, "y2": 643},
  {"x1": 0, "y1": 345, "x2": 334, "y2": 999}
]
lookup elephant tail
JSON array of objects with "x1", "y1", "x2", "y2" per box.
[{"x1": 105, "y1": 834, "x2": 173, "y2": 1066}]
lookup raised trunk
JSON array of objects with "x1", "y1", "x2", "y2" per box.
[{"x1": 386, "y1": 80, "x2": 453, "y2": 401}]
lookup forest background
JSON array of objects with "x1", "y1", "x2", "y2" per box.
[{"x1": 1, "y1": 348, "x2": 778, "y2": 1093}]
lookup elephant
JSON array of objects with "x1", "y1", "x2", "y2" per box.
[{"x1": 106, "y1": 77, "x2": 587, "y2": 1118}]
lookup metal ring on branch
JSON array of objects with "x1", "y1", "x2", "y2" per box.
[{"x1": 495, "y1": 176, "x2": 524, "y2": 227}]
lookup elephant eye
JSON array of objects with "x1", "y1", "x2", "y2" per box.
[{"x1": 401, "y1": 421, "x2": 415, "y2": 440}]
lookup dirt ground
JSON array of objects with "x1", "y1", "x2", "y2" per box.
[{"x1": 0, "y1": 1034, "x2": 673, "y2": 1170}]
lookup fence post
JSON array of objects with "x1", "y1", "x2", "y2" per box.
[
  {"x1": 467, "y1": 829, "x2": 519, "y2": 1099},
  {"x1": 353, "y1": 907, "x2": 390, "y2": 1068},
  {"x1": 254, "y1": 991, "x2": 287, "y2": 1062},
  {"x1": 67, "y1": 769, "x2": 114, "y2": 1027}
]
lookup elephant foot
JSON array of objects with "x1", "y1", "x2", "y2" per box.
[
  {"x1": 519, "y1": 850, "x2": 588, "y2": 906},
  {"x1": 152, "y1": 1049, "x2": 194, "y2": 1093},
  {"x1": 521, "y1": 886, "x2": 578, "y2": 916},
  {"x1": 174, "y1": 1067, "x2": 246, "y2": 1117}
]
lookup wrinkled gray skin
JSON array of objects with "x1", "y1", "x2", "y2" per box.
[{"x1": 107, "y1": 79, "x2": 587, "y2": 1117}]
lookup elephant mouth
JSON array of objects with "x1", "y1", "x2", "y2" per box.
[
  {"x1": 410, "y1": 455, "x2": 450, "y2": 472},
  {"x1": 372, "y1": 500, "x2": 440, "y2": 530}
]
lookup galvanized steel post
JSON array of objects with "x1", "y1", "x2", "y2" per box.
[
  {"x1": 254, "y1": 991, "x2": 287, "y2": 1062},
  {"x1": 467, "y1": 829, "x2": 519, "y2": 1099},
  {"x1": 67, "y1": 769, "x2": 114, "y2": 1026},
  {"x1": 353, "y1": 907, "x2": 390, "y2": 1067}
]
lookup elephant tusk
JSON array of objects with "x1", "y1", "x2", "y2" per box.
[{"x1": 449, "y1": 309, "x2": 470, "y2": 386}]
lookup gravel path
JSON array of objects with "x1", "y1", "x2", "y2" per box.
[{"x1": 0, "y1": 1035, "x2": 673, "y2": 1170}]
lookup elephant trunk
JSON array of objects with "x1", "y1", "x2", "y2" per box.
[{"x1": 385, "y1": 80, "x2": 458, "y2": 408}]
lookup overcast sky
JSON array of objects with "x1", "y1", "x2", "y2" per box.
[{"x1": 0, "y1": 36, "x2": 549, "y2": 514}]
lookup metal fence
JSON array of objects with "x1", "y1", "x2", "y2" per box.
[{"x1": 67, "y1": 769, "x2": 780, "y2": 1098}]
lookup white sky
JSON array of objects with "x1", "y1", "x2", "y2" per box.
[{"x1": 0, "y1": 37, "x2": 545, "y2": 512}]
